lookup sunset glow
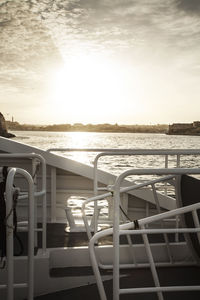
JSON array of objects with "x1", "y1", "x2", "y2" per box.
[
  {"x1": 48, "y1": 54, "x2": 142, "y2": 124},
  {"x1": 1, "y1": 1, "x2": 200, "y2": 125}
]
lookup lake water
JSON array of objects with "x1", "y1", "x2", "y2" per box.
[
  {"x1": 11, "y1": 130, "x2": 200, "y2": 209},
  {"x1": 11, "y1": 130, "x2": 200, "y2": 176}
]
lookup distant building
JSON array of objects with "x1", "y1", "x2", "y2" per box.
[
  {"x1": 168, "y1": 121, "x2": 200, "y2": 135},
  {"x1": 193, "y1": 121, "x2": 200, "y2": 128}
]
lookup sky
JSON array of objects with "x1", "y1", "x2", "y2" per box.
[{"x1": 0, "y1": 0, "x2": 200, "y2": 125}]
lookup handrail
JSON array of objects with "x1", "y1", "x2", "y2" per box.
[
  {"x1": 92, "y1": 150, "x2": 176, "y2": 233},
  {"x1": 47, "y1": 148, "x2": 200, "y2": 233},
  {"x1": 112, "y1": 167, "x2": 200, "y2": 300},
  {"x1": 82, "y1": 175, "x2": 174, "y2": 240},
  {"x1": 0, "y1": 153, "x2": 47, "y2": 253},
  {"x1": 47, "y1": 148, "x2": 200, "y2": 155},
  {"x1": 47, "y1": 148, "x2": 200, "y2": 234},
  {"x1": 89, "y1": 167, "x2": 200, "y2": 300},
  {"x1": 90, "y1": 222, "x2": 200, "y2": 300},
  {"x1": 0, "y1": 167, "x2": 35, "y2": 300}
]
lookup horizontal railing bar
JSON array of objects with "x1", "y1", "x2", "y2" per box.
[
  {"x1": 0, "y1": 153, "x2": 45, "y2": 160},
  {"x1": 84, "y1": 175, "x2": 175, "y2": 206},
  {"x1": 84, "y1": 169, "x2": 198, "y2": 211},
  {"x1": 99, "y1": 260, "x2": 195, "y2": 270},
  {"x1": 0, "y1": 283, "x2": 28, "y2": 289},
  {"x1": 89, "y1": 202, "x2": 200, "y2": 244},
  {"x1": 47, "y1": 148, "x2": 200, "y2": 155},
  {"x1": 120, "y1": 285, "x2": 200, "y2": 294},
  {"x1": 120, "y1": 228, "x2": 200, "y2": 235},
  {"x1": 18, "y1": 190, "x2": 45, "y2": 199},
  {"x1": 0, "y1": 285, "x2": 7, "y2": 289}
]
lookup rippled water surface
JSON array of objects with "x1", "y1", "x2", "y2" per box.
[{"x1": 12, "y1": 131, "x2": 200, "y2": 176}]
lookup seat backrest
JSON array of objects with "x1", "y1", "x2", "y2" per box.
[{"x1": 176, "y1": 174, "x2": 200, "y2": 262}]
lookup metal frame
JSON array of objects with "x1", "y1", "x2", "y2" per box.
[
  {"x1": 47, "y1": 148, "x2": 200, "y2": 232},
  {"x1": 0, "y1": 167, "x2": 35, "y2": 300},
  {"x1": 0, "y1": 153, "x2": 46, "y2": 253},
  {"x1": 82, "y1": 175, "x2": 174, "y2": 240},
  {"x1": 89, "y1": 168, "x2": 200, "y2": 300}
]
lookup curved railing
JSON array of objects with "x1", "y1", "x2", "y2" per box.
[
  {"x1": 47, "y1": 148, "x2": 200, "y2": 232},
  {"x1": 0, "y1": 167, "x2": 35, "y2": 300},
  {"x1": 89, "y1": 167, "x2": 200, "y2": 300},
  {"x1": 82, "y1": 175, "x2": 174, "y2": 240},
  {"x1": 0, "y1": 153, "x2": 46, "y2": 253}
]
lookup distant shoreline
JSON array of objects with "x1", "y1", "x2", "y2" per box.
[
  {"x1": 11, "y1": 129, "x2": 200, "y2": 136},
  {"x1": 11, "y1": 129, "x2": 167, "y2": 134},
  {"x1": 8, "y1": 122, "x2": 200, "y2": 136}
]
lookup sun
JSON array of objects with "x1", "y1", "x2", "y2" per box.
[{"x1": 48, "y1": 54, "x2": 141, "y2": 124}]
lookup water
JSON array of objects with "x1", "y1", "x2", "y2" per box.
[
  {"x1": 11, "y1": 131, "x2": 200, "y2": 214},
  {"x1": 12, "y1": 130, "x2": 200, "y2": 176},
  {"x1": 12, "y1": 131, "x2": 200, "y2": 150}
]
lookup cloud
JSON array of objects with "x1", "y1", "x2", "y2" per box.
[
  {"x1": 1, "y1": 0, "x2": 200, "y2": 65},
  {"x1": 0, "y1": 0, "x2": 63, "y2": 102},
  {"x1": 176, "y1": 0, "x2": 200, "y2": 14},
  {"x1": 1, "y1": 0, "x2": 200, "y2": 123}
]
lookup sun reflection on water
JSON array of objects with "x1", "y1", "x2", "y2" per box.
[{"x1": 62, "y1": 131, "x2": 97, "y2": 165}]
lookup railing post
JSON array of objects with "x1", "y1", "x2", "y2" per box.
[
  {"x1": 93, "y1": 156, "x2": 98, "y2": 233},
  {"x1": 5, "y1": 169, "x2": 15, "y2": 300},
  {"x1": 51, "y1": 167, "x2": 57, "y2": 222},
  {"x1": 26, "y1": 171, "x2": 34, "y2": 300},
  {"x1": 113, "y1": 180, "x2": 121, "y2": 300},
  {"x1": 4, "y1": 166, "x2": 39, "y2": 300},
  {"x1": 177, "y1": 154, "x2": 181, "y2": 167},
  {"x1": 165, "y1": 154, "x2": 168, "y2": 168},
  {"x1": 32, "y1": 158, "x2": 38, "y2": 248},
  {"x1": 192, "y1": 210, "x2": 200, "y2": 244},
  {"x1": 14, "y1": 168, "x2": 35, "y2": 300},
  {"x1": 0, "y1": 153, "x2": 46, "y2": 254},
  {"x1": 141, "y1": 226, "x2": 164, "y2": 300}
]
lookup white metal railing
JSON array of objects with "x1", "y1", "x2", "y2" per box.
[
  {"x1": 0, "y1": 153, "x2": 46, "y2": 253},
  {"x1": 0, "y1": 167, "x2": 35, "y2": 300},
  {"x1": 82, "y1": 175, "x2": 175, "y2": 240},
  {"x1": 47, "y1": 148, "x2": 200, "y2": 231},
  {"x1": 92, "y1": 149, "x2": 200, "y2": 233},
  {"x1": 89, "y1": 168, "x2": 200, "y2": 300},
  {"x1": 47, "y1": 148, "x2": 122, "y2": 223},
  {"x1": 85, "y1": 175, "x2": 177, "y2": 275}
]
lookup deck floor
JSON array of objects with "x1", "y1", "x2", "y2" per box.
[
  {"x1": 16, "y1": 223, "x2": 90, "y2": 255},
  {"x1": 34, "y1": 266, "x2": 200, "y2": 300},
  {"x1": 17, "y1": 222, "x2": 184, "y2": 255},
  {"x1": 16, "y1": 223, "x2": 200, "y2": 300}
]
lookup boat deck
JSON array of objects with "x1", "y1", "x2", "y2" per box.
[
  {"x1": 16, "y1": 223, "x2": 109, "y2": 254},
  {"x1": 33, "y1": 266, "x2": 200, "y2": 300},
  {"x1": 16, "y1": 222, "x2": 185, "y2": 255},
  {"x1": 3, "y1": 230, "x2": 200, "y2": 299},
  {"x1": 15, "y1": 223, "x2": 199, "y2": 300}
]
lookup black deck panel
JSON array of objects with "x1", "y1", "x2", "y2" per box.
[{"x1": 180, "y1": 175, "x2": 200, "y2": 259}]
